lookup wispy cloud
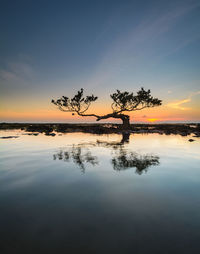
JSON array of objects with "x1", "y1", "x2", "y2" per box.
[
  {"x1": 167, "y1": 98, "x2": 191, "y2": 110},
  {"x1": 167, "y1": 91, "x2": 200, "y2": 110},
  {"x1": 86, "y1": 0, "x2": 200, "y2": 89},
  {"x1": 0, "y1": 61, "x2": 35, "y2": 96}
]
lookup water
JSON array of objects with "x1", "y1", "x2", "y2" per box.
[{"x1": 0, "y1": 130, "x2": 200, "y2": 254}]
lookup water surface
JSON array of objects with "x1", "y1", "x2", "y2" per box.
[{"x1": 0, "y1": 131, "x2": 200, "y2": 253}]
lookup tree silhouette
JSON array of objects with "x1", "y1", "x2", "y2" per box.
[{"x1": 52, "y1": 87, "x2": 162, "y2": 129}]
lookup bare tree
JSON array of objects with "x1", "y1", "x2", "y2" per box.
[{"x1": 52, "y1": 87, "x2": 162, "y2": 129}]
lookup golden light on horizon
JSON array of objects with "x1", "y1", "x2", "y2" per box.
[
  {"x1": 1, "y1": 97, "x2": 199, "y2": 123},
  {"x1": 148, "y1": 118, "x2": 159, "y2": 123}
]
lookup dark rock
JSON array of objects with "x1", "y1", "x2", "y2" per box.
[
  {"x1": 45, "y1": 132, "x2": 56, "y2": 136},
  {"x1": 25, "y1": 133, "x2": 39, "y2": 136},
  {"x1": 26, "y1": 124, "x2": 53, "y2": 133},
  {"x1": 188, "y1": 139, "x2": 195, "y2": 142},
  {"x1": 0, "y1": 136, "x2": 19, "y2": 139},
  {"x1": 193, "y1": 132, "x2": 200, "y2": 137}
]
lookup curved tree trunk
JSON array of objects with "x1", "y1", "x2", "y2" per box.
[
  {"x1": 121, "y1": 115, "x2": 130, "y2": 129},
  {"x1": 96, "y1": 113, "x2": 130, "y2": 129}
]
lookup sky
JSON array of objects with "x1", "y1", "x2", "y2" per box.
[{"x1": 0, "y1": 0, "x2": 200, "y2": 123}]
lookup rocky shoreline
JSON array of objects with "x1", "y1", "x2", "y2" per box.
[{"x1": 0, "y1": 122, "x2": 200, "y2": 137}]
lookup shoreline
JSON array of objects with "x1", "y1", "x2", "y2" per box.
[{"x1": 0, "y1": 122, "x2": 200, "y2": 137}]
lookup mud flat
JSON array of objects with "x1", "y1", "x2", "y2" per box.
[{"x1": 0, "y1": 122, "x2": 200, "y2": 136}]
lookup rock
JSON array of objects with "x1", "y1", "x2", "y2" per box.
[
  {"x1": 0, "y1": 136, "x2": 19, "y2": 139},
  {"x1": 193, "y1": 132, "x2": 200, "y2": 137},
  {"x1": 25, "y1": 133, "x2": 39, "y2": 136},
  {"x1": 45, "y1": 132, "x2": 56, "y2": 136},
  {"x1": 26, "y1": 124, "x2": 53, "y2": 133},
  {"x1": 188, "y1": 139, "x2": 195, "y2": 142}
]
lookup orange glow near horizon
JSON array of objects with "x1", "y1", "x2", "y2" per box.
[
  {"x1": 0, "y1": 107, "x2": 199, "y2": 123},
  {"x1": 1, "y1": 98, "x2": 200, "y2": 123},
  {"x1": 148, "y1": 118, "x2": 159, "y2": 123}
]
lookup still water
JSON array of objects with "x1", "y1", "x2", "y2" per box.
[{"x1": 0, "y1": 130, "x2": 200, "y2": 253}]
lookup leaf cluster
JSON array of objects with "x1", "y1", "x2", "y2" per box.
[
  {"x1": 110, "y1": 87, "x2": 162, "y2": 112},
  {"x1": 51, "y1": 88, "x2": 98, "y2": 114}
]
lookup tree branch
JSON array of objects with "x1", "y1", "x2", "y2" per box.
[{"x1": 77, "y1": 112, "x2": 101, "y2": 119}]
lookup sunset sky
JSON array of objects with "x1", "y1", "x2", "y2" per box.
[{"x1": 0, "y1": 0, "x2": 200, "y2": 123}]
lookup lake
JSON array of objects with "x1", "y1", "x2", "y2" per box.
[{"x1": 0, "y1": 130, "x2": 200, "y2": 254}]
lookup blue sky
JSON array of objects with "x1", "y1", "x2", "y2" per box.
[{"x1": 0, "y1": 0, "x2": 200, "y2": 122}]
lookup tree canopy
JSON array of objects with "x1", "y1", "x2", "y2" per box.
[{"x1": 110, "y1": 88, "x2": 161, "y2": 112}]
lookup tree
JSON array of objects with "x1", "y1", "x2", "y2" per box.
[{"x1": 51, "y1": 87, "x2": 162, "y2": 129}]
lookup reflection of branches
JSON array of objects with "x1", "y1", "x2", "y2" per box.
[
  {"x1": 53, "y1": 145, "x2": 98, "y2": 173},
  {"x1": 95, "y1": 133, "x2": 130, "y2": 149},
  {"x1": 53, "y1": 134, "x2": 160, "y2": 174},
  {"x1": 111, "y1": 148, "x2": 159, "y2": 174}
]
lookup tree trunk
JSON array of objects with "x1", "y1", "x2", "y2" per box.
[
  {"x1": 96, "y1": 113, "x2": 130, "y2": 130},
  {"x1": 121, "y1": 115, "x2": 130, "y2": 129},
  {"x1": 120, "y1": 132, "x2": 130, "y2": 143}
]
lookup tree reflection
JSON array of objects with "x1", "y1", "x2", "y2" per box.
[
  {"x1": 53, "y1": 145, "x2": 98, "y2": 173},
  {"x1": 53, "y1": 133, "x2": 160, "y2": 174},
  {"x1": 111, "y1": 147, "x2": 159, "y2": 174}
]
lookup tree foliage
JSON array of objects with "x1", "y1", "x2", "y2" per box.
[
  {"x1": 110, "y1": 88, "x2": 162, "y2": 112},
  {"x1": 52, "y1": 88, "x2": 98, "y2": 115}
]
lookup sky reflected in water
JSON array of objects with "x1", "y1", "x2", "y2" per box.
[{"x1": 0, "y1": 131, "x2": 200, "y2": 253}]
